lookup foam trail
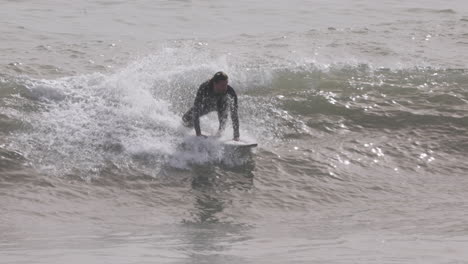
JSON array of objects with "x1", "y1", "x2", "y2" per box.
[{"x1": 7, "y1": 47, "x2": 272, "y2": 178}]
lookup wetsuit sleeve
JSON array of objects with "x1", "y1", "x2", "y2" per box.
[
  {"x1": 193, "y1": 85, "x2": 205, "y2": 136},
  {"x1": 229, "y1": 88, "x2": 240, "y2": 138}
]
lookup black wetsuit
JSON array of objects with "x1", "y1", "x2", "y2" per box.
[{"x1": 182, "y1": 80, "x2": 239, "y2": 138}]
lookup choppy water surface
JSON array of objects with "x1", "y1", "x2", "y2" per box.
[{"x1": 1, "y1": 0, "x2": 468, "y2": 263}]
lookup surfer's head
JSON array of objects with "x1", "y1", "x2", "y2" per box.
[{"x1": 211, "y1": 71, "x2": 228, "y2": 94}]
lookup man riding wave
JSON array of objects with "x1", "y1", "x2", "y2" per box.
[{"x1": 182, "y1": 71, "x2": 240, "y2": 141}]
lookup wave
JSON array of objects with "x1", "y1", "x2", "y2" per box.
[
  {"x1": 1, "y1": 47, "x2": 468, "y2": 183},
  {"x1": 406, "y1": 8, "x2": 457, "y2": 14}
]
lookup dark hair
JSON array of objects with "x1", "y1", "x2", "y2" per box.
[{"x1": 211, "y1": 71, "x2": 228, "y2": 83}]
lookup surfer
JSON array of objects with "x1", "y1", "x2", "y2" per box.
[{"x1": 182, "y1": 71, "x2": 240, "y2": 141}]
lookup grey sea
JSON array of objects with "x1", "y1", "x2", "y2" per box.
[{"x1": 2, "y1": 0, "x2": 468, "y2": 263}]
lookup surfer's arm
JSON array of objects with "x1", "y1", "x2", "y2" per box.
[{"x1": 229, "y1": 88, "x2": 240, "y2": 139}]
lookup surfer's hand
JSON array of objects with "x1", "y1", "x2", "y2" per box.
[{"x1": 233, "y1": 137, "x2": 240, "y2": 141}]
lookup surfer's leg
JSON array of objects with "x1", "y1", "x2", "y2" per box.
[
  {"x1": 182, "y1": 106, "x2": 214, "y2": 127},
  {"x1": 217, "y1": 103, "x2": 229, "y2": 132},
  {"x1": 182, "y1": 107, "x2": 195, "y2": 127}
]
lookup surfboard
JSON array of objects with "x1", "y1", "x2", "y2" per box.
[
  {"x1": 194, "y1": 134, "x2": 258, "y2": 149},
  {"x1": 182, "y1": 132, "x2": 258, "y2": 151},
  {"x1": 174, "y1": 134, "x2": 256, "y2": 168},
  {"x1": 221, "y1": 139, "x2": 258, "y2": 148}
]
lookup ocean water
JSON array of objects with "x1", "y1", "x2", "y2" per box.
[{"x1": 1, "y1": 0, "x2": 468, "y2": 263}]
